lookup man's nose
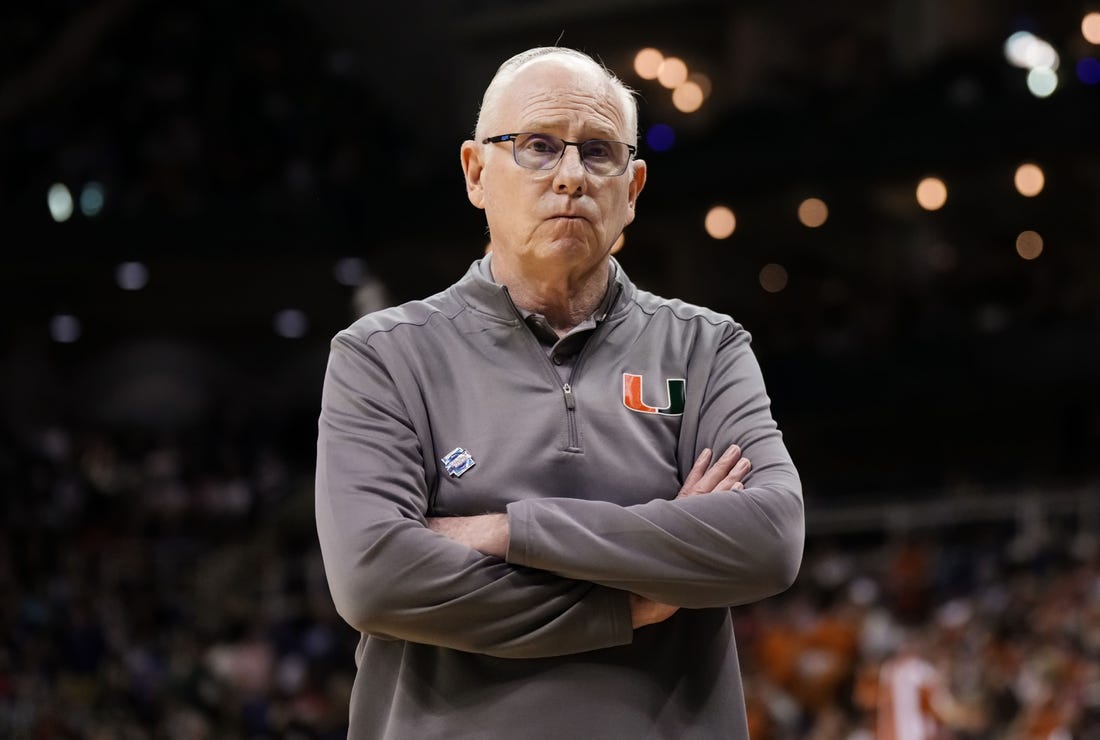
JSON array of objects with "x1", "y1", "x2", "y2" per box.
[{"x1": 552, "y1": 145, "x2": 587, "y2": 193}]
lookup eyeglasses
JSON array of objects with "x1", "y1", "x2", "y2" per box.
[{"x1": 482, "y1": 133, "x2": 637, "y2": 177}]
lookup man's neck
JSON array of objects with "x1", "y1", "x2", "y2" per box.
[{"x1": 490, "y1": 254, "x2": 610, "y2": 337}]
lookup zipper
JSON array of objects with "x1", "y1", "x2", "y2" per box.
[
  {"x1": 561, "y1": 383, "x2": 579, "y2": 451},
  {"x1": 499, "y1": 282, "x2": 621, "y2": 453},
  {"x1": 559, "y1": 284, "x2": 619, "y2": 450}
]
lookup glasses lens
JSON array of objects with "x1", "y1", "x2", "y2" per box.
[
  {"x1": 579, "y1": 140, "x2": 631, "y2": 176},
  {"x1": 514, "y1": 134, "x2": 565, "y2": 170},
  {"x1": 510, "y1": 134, "x2": 632, "y2": 175}
]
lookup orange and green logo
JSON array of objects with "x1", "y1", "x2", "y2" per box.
[{"x1": 622, "y1": 373, "x2": 685, "y2": 416}]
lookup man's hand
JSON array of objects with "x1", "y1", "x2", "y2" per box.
[
  {"x1": 429, "y1": 515, "x2": 679, "y2": 630},
  {"x1": 629, "y1": 593, "x2": 679, "y2": 628},
  {"x1": 427, "y1": 445, "x2": 747, "y2": 630},
  {"x1": 427, "y1": 513, "x2": 509, "y2": 558},
  {"x1": 676, "y1": 445, "x2": 751, "y2": 499},
  {"x1": 627, "y1": 446, "x2": 751, "y2": 629}
]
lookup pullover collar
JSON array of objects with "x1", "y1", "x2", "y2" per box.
[{"x1": 455, "y1": 253, "x2": 634, "y2": 326}]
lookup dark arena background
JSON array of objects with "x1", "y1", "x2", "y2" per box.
[{"x1": 2, "y1": 1, "x2": 1099, "y2": 737}]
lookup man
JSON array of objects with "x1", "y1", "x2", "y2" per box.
[
  {"x1": 869, "y1": 633, "x2": 986, "y2": 739},
  {"x1": 316, "y1": 46, "x2": 804, "y2": 738}
]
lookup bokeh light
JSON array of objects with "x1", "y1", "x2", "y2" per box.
[
  {"x1": 49, "y1": 314, "x2": 81, "y2": 343},
  {"x1": 1014, "y1": 163, "x2": 1045, "y2": 197},
  {"x1": 1004, "y1": 31, "x2": 1034, "y2": 67},
  {"x1": 274, "y1": 309, "x2": 309, "y2": 338},
  {"x1": 1083, "y1": 12, "x2": 1100, "y2": 44},
  {"x1": 704, "y1": 206, "x2": 736, "y2": 239},
  {"x1": 656, "y1": 57, "x2": 688, "y2": 89},
  {"x1": 688, "y1": 72, "x2": 712, "y2": 99},
  {"x1": 927, "y1": 242, "x2": 959, "y2": 273},
  {"x1": 671, "y1": 81, "x2": 704, "y2": 113},
  {"x1": 116, "y1": 262, "x2": 149, "y2": 291},
  {"x1": 916, "y1": 177, "x2": 948, "y2": 211},
  {"x1": 975, "y1": 303, "x2": 1010, "y2": 334},
  {"x1": 1078, "y1": 57, "x2": 1100, "y2": 85},
  {"x1": 634, "y1": 48, "x2": 663, "y2": 80},
  {"x1": 80, "y1": 182, "x2": 105, "y2": 217},
  {"x1": 646, "y1": 123, "x2": 675, "y2": 152},
  {"x1": 759, "y1": 264, "x2": 789, "y2": 293},
  {"x1": 1004, "y1": 32, "x2": 1059, "y2": 70},
  {"x1": 1016, "y1": 230, "x2": 1043, "y2": 260},
  {"x1": 1026, "y1": 67, "x2": 1058, "y2": 97},
  {"x1": 47, "y1": 183, "x2": 73, "y2": 222},
  {"x1": 797, "y1": 198, "x2": 829, "y2": 228},
  {"x1": 334, "y1": 257, "x2": 367, "y2": 286}
]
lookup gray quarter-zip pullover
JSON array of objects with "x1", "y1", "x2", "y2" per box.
[{"x1": 315, "y1": 257, "x2": 804, "y2": 738}]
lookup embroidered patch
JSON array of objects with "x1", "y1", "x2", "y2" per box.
[
  {"x1": 622, "y1": 373, "x2": 686, "y2": 416},
  {"x1": 441, "y1": 447, "x2": 476, "y2": 477}
]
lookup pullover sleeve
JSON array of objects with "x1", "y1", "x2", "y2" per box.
[
  {"x1": 506, "y1": 324, "x2": 805, "y2": 608},
  {"x1": 315, "y1": 333, "x2": 633, "y2": 658}
]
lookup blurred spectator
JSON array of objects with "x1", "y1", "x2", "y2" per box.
[
  {"x1": 2, "y1": 413, "x2": 1098, "y2": 737},
  {"x1": 735, "y1": 521, "x2": 1099, "y2": 738},
  {"x1": 0, "y1": 422, "x2": 356, "y2": 738},
  {"x1": 860, "y1": 632, "x2": 985, "y2": 739}
]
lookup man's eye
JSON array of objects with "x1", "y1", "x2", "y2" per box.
[
  {"x1": 524, "y1": 137, "x2": 559, "y2": 153},
  {"x1": 583, "y1": 142, "x2": 612, "y2": 159}
]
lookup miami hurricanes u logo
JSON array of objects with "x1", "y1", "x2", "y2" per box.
[{"x1": 622, "y1": 373, "x2": 686, "y2": 416}]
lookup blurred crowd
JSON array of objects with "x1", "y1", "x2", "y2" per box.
[
  {"x1": 3, "y1": 422, "x2": 1098, "y2": 738},
  {"x1": 737, "y1": 527, "x2": 1100, "y2": 738},
  {"x1": 0, "y1": 425, "x2": 355, "y2": 739}
]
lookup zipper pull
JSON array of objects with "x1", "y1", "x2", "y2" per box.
[{"x1": 562, "y1": 383, "x2": 576, "y2": 409}]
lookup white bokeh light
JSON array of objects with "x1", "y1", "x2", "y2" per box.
[
  {"x1": 1004, "y1": 32, "x2": 1059, "y2": 70},
  {"x1": 274, "y1": 309, "x2": 309, "y2": 338},
  {"x1": 47, "y1": 184, "x2": 74, "y2": 222},
  {"x1": 116, "y1": 262, "x2": 149, "y2": 291},
  {"x1": 334, "y1": 257, "x2": 367, "y2": 287},
  {"x1": 50, "y1": 314, "x2": 81, "y2": 343},
  {"x1": 1027, "y1": 67, "x2": 1058, "y2": 97}
]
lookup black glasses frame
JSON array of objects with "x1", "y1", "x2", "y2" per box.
[{"x1": 482, "y1": 133, "x2": 637, "y2": 176}]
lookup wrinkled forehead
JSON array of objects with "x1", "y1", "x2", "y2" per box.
[{"x1": 490, "y1": 58, "x2": 631, "y2": 139}]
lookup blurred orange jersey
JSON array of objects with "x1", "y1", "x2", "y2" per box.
[{"x1": 876, "y1": 654, "x2": 947, "y2": 740}]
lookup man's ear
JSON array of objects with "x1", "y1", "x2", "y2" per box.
[
  {"x1": 460, "y1": 141, "x2": 486, "y2": 210},
  {"x1": 623, "y1": 158, "x2": 647, "y2": 226}
]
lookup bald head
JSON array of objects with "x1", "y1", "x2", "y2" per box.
[{"x1": 474, "y1": 47, "x2": 639, "y2": 145}]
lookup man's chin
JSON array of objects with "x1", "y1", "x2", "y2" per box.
[{"x1": 533, "y1": 239, "x2": 604, "y2": 263}]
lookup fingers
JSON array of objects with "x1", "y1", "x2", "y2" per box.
[
  {"x1": 677, "y1": 445, "x2": 752, "y2": 498},
  {"x1": 695, "y1": 444, "x2": 742, "y2": 492},
  {"x1": 677, "y1": 448, "x2": 712, "y2": 497},
  {"x1": 716, "y1": 457, "x2": 751, "y2": 491}
]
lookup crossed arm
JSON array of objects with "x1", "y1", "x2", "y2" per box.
[
  {"x1": 427, "y1": 444, "x2": 753, "y2": 627},
  {"x1": 317, "y1": 327, "x2": 803, "y2": 658}
]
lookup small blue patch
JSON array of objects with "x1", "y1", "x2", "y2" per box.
[{"x1": 441, "y1": 447, "x2": 476, "y2": 478}]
